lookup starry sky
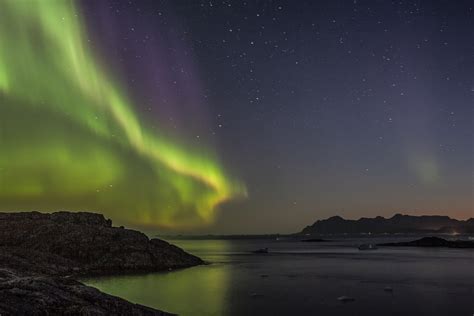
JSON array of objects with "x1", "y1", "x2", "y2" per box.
[{"x1": 1, "y1": 0, "x2": 472, "y2": 234}]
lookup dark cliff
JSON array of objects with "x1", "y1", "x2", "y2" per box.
[{"x1": 0, "y1": 211, "x2": 203, "y2": 315}]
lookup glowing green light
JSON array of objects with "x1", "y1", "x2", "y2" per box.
[{"x1": 0, "y1": 0, "x2": 246, "y2": 228}]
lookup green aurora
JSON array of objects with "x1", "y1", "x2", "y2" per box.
[{"x1": 0, "y1": 0, "x2": 246, "y2": 228}]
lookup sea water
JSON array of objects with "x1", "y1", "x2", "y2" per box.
[{"x1": 83, "y1": 237, "x2": 474, "y2": 315}]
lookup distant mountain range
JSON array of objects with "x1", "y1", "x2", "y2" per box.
[{"x1": 300, "y1": 214, "x2": 474, "y2": 235}]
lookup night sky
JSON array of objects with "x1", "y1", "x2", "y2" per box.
[{"x1": 1, "y1": 1, "x2": 473, "y2": 234}]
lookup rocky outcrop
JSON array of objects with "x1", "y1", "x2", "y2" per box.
[
  {"x1": 0, "y1": 211, "x2": 203, "y2": 315},
  {"x1": 378, "y1": 236, "x2": 474, "y2": 248},
  {"x1": 300, "y1": 214, "x2": 474, "y2": 235},
  {"x1": 0, "y1": 211, "x2": 203, "y2": 275},
  {"x1": 0, "y1": 269, "x2": 171, "y2": 315}
]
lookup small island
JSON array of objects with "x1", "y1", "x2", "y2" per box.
[
  {"x1": 378, "y1": 236, "x2": 474, "y2": 249},
  {"x1": 0, "y1": 211, "x2": 203, "y2": 315},
  {"x1": 300, "y1": 238, "x2": 330, "y2": 242}
]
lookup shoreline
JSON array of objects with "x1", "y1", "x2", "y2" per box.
[{"x1": 0, "y1": 211, "x2": 203, "y2": 315}]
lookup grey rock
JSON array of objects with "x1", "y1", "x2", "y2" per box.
[
  {"x1": 0, "y1": 211, "x2": 203, "y2": 275},
  {"x1": 0, "y1": 211, "x2": 203, "y2": 315},
  {"x1": 0, "y1": 270, "x2": 172, "y2": 315}
]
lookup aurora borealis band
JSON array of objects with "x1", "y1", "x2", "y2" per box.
[
  {"x1": 0, "y1": 0, "x2": 245, "y2": 228},
  {"x1": 0, "y1": 0, "x2": 472, "y2": 234}
]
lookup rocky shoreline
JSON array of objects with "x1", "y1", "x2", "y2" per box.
[{"x1": 0, "y1": 211, "x2": 204, "y2": 315}]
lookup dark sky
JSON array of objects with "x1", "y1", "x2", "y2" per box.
[{"x1": 81, "y1": 0, "x2": 473, "y2": 234}]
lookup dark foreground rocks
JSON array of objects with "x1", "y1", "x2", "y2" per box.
[
  {"x1": 378, "y1": 236, "x2": 474, "y2": 248},
  {"x1": 0, "y1": 211, "x2": 204, "y2": 315},
  {"x1": 0, "y1": 270, "x2": 170, "y2": 315},
  {"x1": 0, "y1": 211, "x2": 203, "y2": 275}
]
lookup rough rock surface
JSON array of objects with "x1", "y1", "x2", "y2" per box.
[
  {"x1": 0, "y1": 211, "x2": 203, "y2": 315},
  {"x1": 0, "y1": 211, "x2": 203, "y2": 275},
  {"x1": 0, "y1": 270, "x2": 171, "y2": 315}
]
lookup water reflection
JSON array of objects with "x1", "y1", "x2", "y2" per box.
[
  {"x1": 84, "y1": 238, "x2": 474, "y2": 316},
  {"x1": 84, "y1": 240, "x2": 233, "y2": 315}
]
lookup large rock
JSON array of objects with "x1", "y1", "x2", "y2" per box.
[
  {"x1": 0, "y1": 211, "x2": 203, "y2": 315},
  {"x1": 0, "y1": 211, "x2": 203, "y2": 275},
  {"x1": 0, "y1": 269, "x2": 171, "y2": 315}
]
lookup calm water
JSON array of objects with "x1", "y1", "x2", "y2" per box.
[{"x1": 84, "y1": 237, "x2": 474, "y2": 315}]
